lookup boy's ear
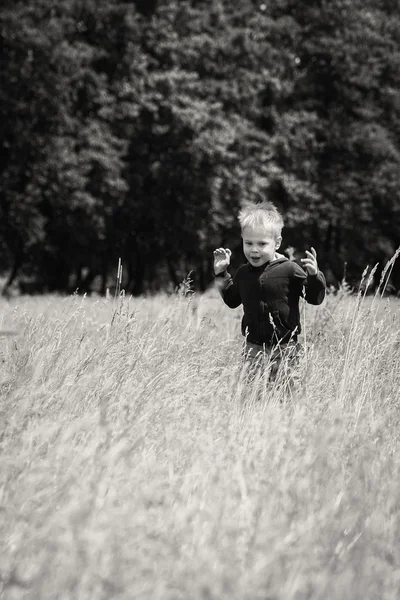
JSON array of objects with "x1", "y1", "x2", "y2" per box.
[{"x1": 275, "y1": 236, "x2": 282, "y2": 249}]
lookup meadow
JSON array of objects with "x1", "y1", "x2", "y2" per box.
[{"x1": 0, "y1": 269, "x2": 400, "y2": 600}]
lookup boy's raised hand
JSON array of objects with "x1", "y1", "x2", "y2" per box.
[
  {"x1": 213, "y1": 248, "x2": 232, "y2": 275},
  {"x1": 301, "y1": 247, "x2": 318, "y2": 276}
]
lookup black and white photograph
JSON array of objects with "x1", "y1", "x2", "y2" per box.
[{"x1": 1, "y1": 1, "x2": 400, "y2": 598}]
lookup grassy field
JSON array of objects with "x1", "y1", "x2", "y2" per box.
[{"x1": 0, "y1": 276, "x2": 400, "y2": 599}]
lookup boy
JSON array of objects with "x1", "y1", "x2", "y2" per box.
[{"x1": 213, "y1": 201, "x2": 326, "y2": 381}]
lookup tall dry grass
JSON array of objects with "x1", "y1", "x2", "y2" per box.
[{"x1": 0, "y1": 267, "x2": 400, "y2": 599}]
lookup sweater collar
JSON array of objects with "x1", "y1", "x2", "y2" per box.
[{"x1": 247, "y1": 253, "x2": 288, "y2": 272}]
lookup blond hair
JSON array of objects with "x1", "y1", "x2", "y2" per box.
[{"x1": 238, "y1": 201, "x2": 283, "y2": 238}]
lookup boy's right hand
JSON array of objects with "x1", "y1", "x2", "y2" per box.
[{"x1": 213, "y1": 248, "x2": 232, "y2": 275}]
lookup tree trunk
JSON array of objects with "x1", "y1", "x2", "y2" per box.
[
  {"x1": 130, "y1": 252, "x2": 146, "y2": 296},
  {"x1": 100, "y1": 258, "x2": 109, "y2": 296},
  {"x1": 2, "y1": 250, "x2": 23, "y2": 296},
  {"x1": 166, "y1": 257, "x2": 179, "y2": 288},
  {"x1": 80, "y1": 269, "x2": 98, "y2": 294}
]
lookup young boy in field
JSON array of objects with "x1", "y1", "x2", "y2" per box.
[{"x1": 213, "y1": 201, "x2": 326, "y2": 383}]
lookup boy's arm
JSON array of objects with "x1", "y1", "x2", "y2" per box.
[
  {"x1": 292, "y1": 263, "x2": 326, "y2": 305},
  {"x1": 303, "y1": 269, "x2": 326, "y2": 305},
  {"x1": 215, "y1": 269, "x2": 242, "y2": 309},
  {"x1": 213, "y1": 247, "x2": 242, "y2": 308},
  {"x1": 296, "y1": 246, "x2": 326, "y2": 305}
]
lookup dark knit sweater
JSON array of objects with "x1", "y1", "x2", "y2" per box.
[{"x1": 216, "y1": 255, "x2": 326, "y2": 346}]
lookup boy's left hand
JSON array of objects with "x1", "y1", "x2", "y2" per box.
[{"x1": 301, "y1": 247, "x2": 318, "y2": 276}]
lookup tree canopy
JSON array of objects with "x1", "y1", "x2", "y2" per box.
[{"x1": 1, "y1": 0, "x2": 399, "y2": 294}]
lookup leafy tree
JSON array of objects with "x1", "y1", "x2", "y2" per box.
[
  {"x1": 0, "y1": 0, "x2": 399, "y2": 294},
  {"x1": 271, "y1": 0, "x2": 400, "y2": 282}
]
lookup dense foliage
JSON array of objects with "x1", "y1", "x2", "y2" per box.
[{"x1": 1, "y1": 0, "x2": 400, "y2": 294}]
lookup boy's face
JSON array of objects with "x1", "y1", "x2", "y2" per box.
[{"x1": 242, "y1": 226, "x2": 281, "y2": 267}]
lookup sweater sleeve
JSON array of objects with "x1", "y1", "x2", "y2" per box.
[
  {"x1": 292, "y1": 263, "x2": 326, "y2": 305},
  {"x1": 215, "y1": 268, "x2": 242, "y2": 309},
  {"x1": 305, "y1": 271, "x2": 326, "y2": 305}
]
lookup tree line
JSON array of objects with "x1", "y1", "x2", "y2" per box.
[{"x1": 1, "y1": 0, "x2": 400, "y2": 295}]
